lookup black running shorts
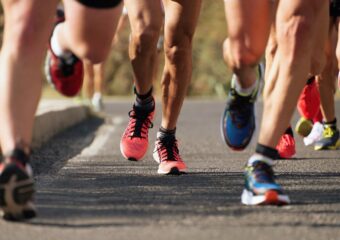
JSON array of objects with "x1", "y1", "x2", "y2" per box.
[
  {"x1": 76, "y1": 0, "x2": 122, "y2": 9},
  {"x1": 330, "y1": 0, "x2": 340, "y2": 17}
]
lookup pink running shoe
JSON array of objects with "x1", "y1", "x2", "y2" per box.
[
  {"x1": 276, "y1": 133, "x2": 296, "y2": 159},
  {"x1": 153, "y1": 136, "x2": 187, "y2": 175},
  {"x1": 120, "y1": 104, "x2": 155, "y2": 161}
]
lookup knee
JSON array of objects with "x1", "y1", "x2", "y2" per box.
[
  {"x1": 130, "y1": 25, "x2": 161, "y2": 55},
  {"x1": 224, "y1": 38, "x2": 263, "y2": 71},
  {"x1": 164, "y1": 31, "x2": 193, "y2": 67},
  {"x1": 75, "y1": 42, "x2": 109, "y2": 64},
  {"x1": 6, "y1": 12, "x2": 46, "y2": 56}
]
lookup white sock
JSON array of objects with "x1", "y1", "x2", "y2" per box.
[
  {"x1": 247, "y1": 153, "x2": 275, "y2": 167},
  {"x1": 92, "y1": 92, "x2": 102, "y2": 100},
  {"x1": 50, "y1": 24, "x2": 72, "y2": 59},
  {"x1": 232, "y1": 74, "x2": 258, "y2": 96}
]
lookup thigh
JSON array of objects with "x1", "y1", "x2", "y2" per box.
[
  {"x1": 125, "y1": 0, "x2": 163, "y2": 33},
  {"x1": 163, "y1": 0, "x2": 202, "y2": 45},
  {"x1": 63, "y1": 0, "x2": 122, "y2": 52},
  {"x1": 224, "y1": 0, "x2": 272, "y2": 54}
]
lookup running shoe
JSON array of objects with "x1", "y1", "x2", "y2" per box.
[
  {"x1": 0, "y1": 149, "x2": 36, "y2": 221},
  {"x1": 276, "y1": 133, "x2": 296, "y2": 159},
  {"x1": 220, "y1": 64, "x2": 263, "y2": 150},
  {"x1": 297, "y1": 77, "x2": 320, "y2": 121},
  {"x1": 241, "y1": 160, "x2": 290, "y2": 205},
  {"x1": 303, "y1": 122, "x2": 324, "y2": 146},
  {"x1": 295, "y1": 117, "x2": 313, "y2": 137},
  {"x1": 44, "y1": 13, "x2": 84, "y2": 97},
  {"x1": 120, "y1": 103, "x2": 155, "y2": 161},
  {"x1": 314, "y1": 126, "x2": 340, "y2": 150},
  {"x1": 153, "y1": 135, "x2": 187, "y2": 175}
]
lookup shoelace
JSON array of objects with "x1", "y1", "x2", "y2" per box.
[
  {"x1": 251, "y1": 162, "x2": 275, "y2": 184},
  {"x1": 156, "y1": 137, "x2": 180, "y2": 162},
  {"x1": 228, "y1": 89, "x2": 254, "y2": 127},
  {"x1": 323, "y1": 126, "x2": 335, "y2": 138},
  {"x1": 126, "y1": 110, "x2": 153, "y2": 139}
]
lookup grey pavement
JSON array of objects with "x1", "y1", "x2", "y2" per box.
[
  {"x1": 1, "y1": 99, "x2": 340, "y2": 240},
  {"x1": 33, "y1": 99, "x2": 90, "y2": 148}
]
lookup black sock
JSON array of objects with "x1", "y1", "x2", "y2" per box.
[
  {"x1": 157, "y1": 127, "x2": 176, "y2": 140},
  {"x1": 284, "y1": 126, "x2": 294, "y2": 137},
  {"x1": 134, "y1": 87, "x2": 154, "y2": 112},
  {"x1": 255, "y1": 143, "x2": 279, "y2": 160},
  {"x1": 306, "y1": 76, "x2": 315, "y2": 85},
  {"x1": 323, "y1": 118, "x2": 337, "y2": 130}
]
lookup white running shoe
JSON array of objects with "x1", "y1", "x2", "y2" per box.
[{"x1": 303, "y1": 122, "x2": 324, "y2": 146}]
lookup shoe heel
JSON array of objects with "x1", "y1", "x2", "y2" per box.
[{"x1": 0, "y1": 165, "x2": 34, "y2": 217}]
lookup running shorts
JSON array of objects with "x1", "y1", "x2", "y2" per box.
[
  {"x1": 76, "y1": 0, "x2": 122, "y2": 9},
  {"x1": 330, "y1": 0, "x2": 340, "y2": 17}
]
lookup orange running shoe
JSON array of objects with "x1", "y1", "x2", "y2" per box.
[
  {"x1": 120, "y1": 103, "x2": 155, "y2": 161},
  {"x1": 276, "y1": 132, "x2": 296, "y2": 159},
  {"x1": 153, "y1": 135, "x2": 187, "y2": 175}
]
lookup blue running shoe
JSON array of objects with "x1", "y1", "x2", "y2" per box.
[
  {"x1": 241, "y1": 160, "x2": 290, "y2": 205},
  {"x1": 221, "y1": 64, "x2": 263, "y2": 150}
]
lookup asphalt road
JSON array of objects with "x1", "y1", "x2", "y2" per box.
[{"x1": 1, "y1": 99, "x2": 340, "y2": 240}]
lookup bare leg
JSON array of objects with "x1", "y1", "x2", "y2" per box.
[
  {"x1": 125, "y1": 0, "x2": 163, "y2": 94},
  {"x1": 83, "y1": 61, "x2": 95, "y2": 99},
  {"x1": 317, "y1": 19, "x2": 338, "y2": 122},
  {"x1": 55, "y1": 1, "x2": 122, "y2": 63},
  {"x1": 0, "y1": 0, "x2": 58, "y2": 153},
  {"x1": 94, "y1": 63, "x2": 105, "y2": 94},
  {"x1": 161, "y1": 0, "x2": 202, "y2": 130},
  {"x1": 258, "y1": 0, "x2": 328, "y2": 148},
  {"x1": 223, "y1": 0, "x2": 272, "y2": 88}
]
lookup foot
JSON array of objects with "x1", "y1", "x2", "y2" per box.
[
  {"x1": 153, "y1": 135, "x2": 187, "y2": 175},
  {"x1": 221, "y1": 64, "x2": 263, "y2": 150},
  {"x1": 0, "y1": 149, "x2": 36, "y2": 221},
  {"x1": 44, "y1": 12, "x2": 84, "y2": 97},
  {"x1": 303, "y1": 122, "x2": 324, "y2": 146},
  {"x1": 120, "y1": 102, "x2": 155, "y2": 161},
  {"x1": 314, "y1": 126, "x2": 340, "y2": 150},
  {"x1": 276, "y1": 131, "x2": 296, "y2": 159},
  {"x1": 241, "y1": 160, "x2": 290, "y2": 206}
]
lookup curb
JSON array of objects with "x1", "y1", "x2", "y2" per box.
[{"x1": 32, "y1": 100, "x2": 90, "y2": 149}]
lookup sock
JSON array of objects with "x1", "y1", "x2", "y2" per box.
[
  {"x1": 50, "y1": 24, "x2": 72, "y2": 59},
  {"x1": 231, "y1": 65, "x2": 260, "y2": 96},
  {"x1": 323, "y1": 118, "x2": 337, "y2": 130},
  {"x1": 247, "y1": 143, "x2": 278, "y2": 166},
  {"x1": 134, "y1": 87, "x2": 154, "y2": 112},
  {"x1": 284, "y1": 126, "x2": 294, "y2": 137},
  {"x1": 92, "y1": 92, "x2": 102, "y2": 100},
  {"x1": 157, "y1": 127, "x2": 176, "y2": 140},
  {"x1": 306, "y1": 76, "x2": 315, "y2": 85}
]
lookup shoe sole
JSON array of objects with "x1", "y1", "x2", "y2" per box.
[
  {"x1": 0, "y1": 164, "x2": 36, "y2": 221},
  {"x1": 314, "y1": 139, "x2": 340, "y2": 151},
  {"x1": 157, "y1": 167, "x2": 187, "y2": 175},
  {"x1": 120, "y1": 141, "x2": 146, "y2": 162},
  {"x1": 241, "y1": 189, "x2": 290, "y2": 206},
  {"x1": 295, "y1": 119, "x2": 313, "y2": 137}
]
